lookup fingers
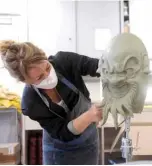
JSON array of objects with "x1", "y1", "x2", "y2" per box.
[
  {"x1": 94, "y1": 100, "x2": 105, "y2": 109},
  {"x1": 123, "y1": 105, "x2": 134, "y2": 117},
  {"x1": 101, "y1": 104, "x2": 110, "y2": 126},
  {"x1": 110, "y1": 104, "x2": 118, "y2": 129},
  {"x1": 89, "y1": 104, "x2": 102, "y2": 123},
  {"x1": 97, "y1": 112, "x2": 103, "y2": 122},
  {"x1": 94, "y1": 100, "x2": 134, "y2": 128},
  {"x1": 94, "y1": 105, "x2": 103, "y2": 122},
  {"x1": 117, "y1": 104, "x2": 126, "y2": 117}
]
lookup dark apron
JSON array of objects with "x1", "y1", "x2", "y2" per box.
[{"x1": 34, "y1": 74, "x2": 99, "y2": 165}]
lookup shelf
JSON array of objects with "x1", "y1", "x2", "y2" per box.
[
  {"x1": 104, "y1": 127, "x2": 121, "y2": 150},
  {"x1": 104, "y1": 149, "x2": 120, "y2": 153}
]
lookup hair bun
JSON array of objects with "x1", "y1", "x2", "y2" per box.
[{"x1": 0, "y1": 40, "x2": 15, "y2": 56}]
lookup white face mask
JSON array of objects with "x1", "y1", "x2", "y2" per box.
[{"x1": 33, "y1": 66, "x2": 58, "y2": 89}]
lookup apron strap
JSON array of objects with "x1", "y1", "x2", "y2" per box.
[
  {"x1": 32, "y1": 86, "x2": 65, "y2": 120},
  {"x1": 57, "y1": 72, "x2": 79, "y2": 94},
  {"x1": 57, "y1": 72, "x2": 91, "y2": 104},
  {"x1": 32, "y1": 72, "x2": 80, "y2": 120}
]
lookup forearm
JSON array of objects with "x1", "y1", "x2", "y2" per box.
[{"x1": 67, "y1": 111, "x2": 93, "y2": 135}]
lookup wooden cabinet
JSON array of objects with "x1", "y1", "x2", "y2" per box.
[
  {"x1": 98, "y1": 126, "x2": 122, "y2": 164},
  {"x1": 129, "y1": 109, "x2": 152, "y2": 156},
  {"x1": 98, "y1": 114, "x2": 124, "y2": 164},
  {"x1": 130, "y1": 126, "x2": 152, "y2": 155},
  {"x1": 98, "y1": 108, "x2": 152, "y2": 164}
]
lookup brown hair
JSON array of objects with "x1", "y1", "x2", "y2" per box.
[{"x1": 0, "y1": 40, "x2": 47, "y2": 82}]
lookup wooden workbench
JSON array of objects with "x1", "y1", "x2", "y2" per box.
[{"x1": 98, "y1": 107, "x2": 152, "y2": 164}]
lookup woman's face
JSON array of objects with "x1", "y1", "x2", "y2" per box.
[{"x1": 26, "y1": 60, "x2": 51, "y2": 85}]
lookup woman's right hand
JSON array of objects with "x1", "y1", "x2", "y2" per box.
[
  {"x1": 88, "y1": 104, "x2": 103, "y2": 123},
  {"x1": 69, "y1": 104, "x2": 103, "y2": 135}
]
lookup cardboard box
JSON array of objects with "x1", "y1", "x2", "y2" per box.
[
  {"x1": 0, "y1": 151, "x2": 20, "y2": 163},
  {"x1": 0, "y1": 143, "x2": 20, "y2": 164},
  {"x1": 0, "y1": 161, "x2": 18, "y2": 165}
]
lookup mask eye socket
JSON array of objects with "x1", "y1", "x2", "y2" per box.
[
  {"x1": 124, "y1": 57, "x2": 140, "y2": 78},
  {"x1": 125, "y1": 68, "x2": 135, "y2": 78}
]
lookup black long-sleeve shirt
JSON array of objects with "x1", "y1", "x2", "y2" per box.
[{"x1": 21, "y1": 51, "x2": 100, "y2": 142}]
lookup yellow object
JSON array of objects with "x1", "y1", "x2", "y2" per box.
[
  {"x1": 144, "y1": 105, "x2": 152, "y2": 108},
  {"x1": 0, "y1": 85, "x2": 21, "y2": 113}
]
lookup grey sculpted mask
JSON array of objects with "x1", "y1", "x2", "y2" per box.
[{"x1": 98, "y1": 33, "x2": 150, "y2": 128}]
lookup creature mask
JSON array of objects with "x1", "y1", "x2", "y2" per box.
[{"x1": 98, "y1": 33, "x2": 150, "y2": 128}]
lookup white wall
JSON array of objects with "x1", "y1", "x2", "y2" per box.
[
  {"x1": 130, "y1": 0, "x2": 152, "y2": 58},
  {"x1": 76, "y1": 1, "x2": 120, "y2": 101},
  {"x1": 28, "y1": 0, "x2": 76, "y2": 55},
  {"x1": 76, "y1": 1, "x2": 120, "y2": 58},
  {"x1": 0, "y1": 0, "x2": 120, "y2": 101},
  {"x1": 129, "y1": 0, "x2": 152, "y2": 103},
  {"x1": 56, "y1": 1, "x2": 76, "y2": 53},
  {"x1": 86, "y1": 82, "x2": 102, "y2": 102},
  {"x1": 0, "y1": 0, "x2": 27, "y2": 96},
  {"x1": 0, "y1": 0, "x2": 25, "y2": 14}
]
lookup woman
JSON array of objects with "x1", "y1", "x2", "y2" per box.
[{"x1": 0, "y1": 41, "x2": 102, "y2": 165}]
